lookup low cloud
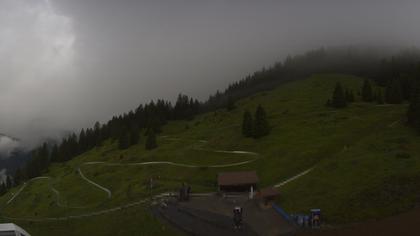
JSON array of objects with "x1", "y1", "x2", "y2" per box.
[
  {"x1": 2, "y1": 0, "x2": 420, "y2": 147},
  {"x1": 0, "y1": 135, "x2": 20, "y2": 159}
]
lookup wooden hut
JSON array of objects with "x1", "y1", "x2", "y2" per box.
[{"x1": 217, "y1": 171, "x2": 259, "y2": 192}]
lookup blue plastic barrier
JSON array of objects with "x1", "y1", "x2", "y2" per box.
[{"x1": 272, "y1": 203, "x2": 292, "y2": 222}]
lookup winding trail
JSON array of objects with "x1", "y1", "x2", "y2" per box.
[
  {"x1": 77, "y1": 167, "x2": 112, "y2": 198},
  {"x1": 76, "y1": 137, "x2": 260, "y2": 198},
  {"x1": 6, "y1": 177, "x2": 49, "y2": 205},
  {"x1": 77, "y1": 156, "x2": 259, "y2": 198},
  {"x1": 2, "y1": 136, "x2": 312, "y2": 222},
  {"x1": 4, "y1": 137, "x2": 259, "y2": 212}
]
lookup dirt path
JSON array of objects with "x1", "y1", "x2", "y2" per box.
[
  {"x1": 274, "y1": 167, "x2": 314, "y2": 188},
  {"x1": 6, "y1": 176, "x2": 49, "y2": 205}
]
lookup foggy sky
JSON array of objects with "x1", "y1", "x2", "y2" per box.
[{"x1": 1, "y1": 0, "x2": 420, "y2": 148}]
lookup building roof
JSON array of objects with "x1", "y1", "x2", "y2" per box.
[
  {"x1": 259, "y1": 187, "x2": 280, "y2": 198},
  {"x1": 217, "y1": 171, "x2": 259, "y2": 186},
  {"x1": 0, "y1": 223, "x2": 31, "y2": 235}
]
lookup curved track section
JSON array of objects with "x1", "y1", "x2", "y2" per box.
[{"x1": 2, "y1": 136, "x2": 262, "y2": 221}]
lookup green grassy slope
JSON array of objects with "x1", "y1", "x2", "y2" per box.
[{"x1": 1, "y1": 74, "x2": 420, "y2": 235}]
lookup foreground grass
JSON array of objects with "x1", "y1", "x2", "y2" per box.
[{"x1": 1, "y1": 74, "x2": 420, "y2": 235}]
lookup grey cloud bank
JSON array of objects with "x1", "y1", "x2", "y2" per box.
[{"x1": 1, "y1": 0, "x2": 420, "y2": 148}]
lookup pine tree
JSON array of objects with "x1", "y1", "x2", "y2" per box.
[
  {"x1": 253, "y1": 105, "x2": 270, "y2": 138},
  {"x1": 345, "y1": 89, "x2": 355, "y2": 103},
  {"x1": 0, "y1": 183, "x2": 6, "y2": 196},
  {"x1": 118, "y1": 131, "x2": 130, "y2": 150},
  {"x1": 407, "y1": 83, "x2": 420, "y2": 133},
  {"x1": 227, "y1": 96, "x2": 236, "y2": 111},
  {"x1": 331, "y1": 83, "x2": 347, "y2": 108},
  {"x1": 78, "y1": 129, "x2": 87, "y2": 153},
  {"x1": 6, "y1": 176, "x2": 12, "y2": 189},
  {"x1": 362, "y1": 79, "x2": 373, "y2": 102},
  {"x1": 375, "y1": 89, "x2": 384, "y2": 104},
  {"x1": 14, "y1": 168, "x2": 23, "y2": 186},
  {"x1": 50, "y1": 144, "x2": 59, "y2": 163},
  {"x1": 145, "y1": 129, "x2": 157, "y2": 150},
  {"x1": 130, "y1": 124, "x2": 140, "y2": 145},
  {"x1": 94, "y1": 121, "x2": 102, "y2": 146},
  {"x1": 241, "y1": 110, "x2": 253, "y2": 137},
  {"x1": 385, "y1": 79, "x2": 403, "y2": 104}
]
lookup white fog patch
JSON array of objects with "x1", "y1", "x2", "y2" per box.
[
  {"x1": 0, "y1": 136, "x2": 20, "y2": 159},
  {"x1": 0, "y1": 0, "x2": 75, "y2": 84},
  {"x1": 0, "y1": 0, "x2": 78, "y2": 146}
]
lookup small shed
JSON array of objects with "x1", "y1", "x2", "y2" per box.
[
  {"x1": 217, "y1": 171, "x2": 259, "y2": 192},
  {"x1": 259, "y1": 187, "x2": 280, "y2": 205}
]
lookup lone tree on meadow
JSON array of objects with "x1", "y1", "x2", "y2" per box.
[
  {"x1": 253, "y1": 105, "x2": 270, "y2": 138},
  {"x1": 362, "y1": 79, "x2": 373, "y2": 102},
  {"x1": 145, "y1": 129, "x2": 157, "y2": 150},
  {"x1": 241, "y1": 110, "x2": 254, "y2": 137},
  {"x1": 331, "y1": 82, "x2": 347, "y2": 108}
]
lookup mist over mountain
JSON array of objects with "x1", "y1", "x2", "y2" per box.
[{"x1": 2, "y1": 0, "x2": 420, "y2": 147}]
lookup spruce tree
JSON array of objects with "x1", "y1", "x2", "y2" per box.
[
  {"x1": 14, "y1": 168, "x2": 23, "y2": 186},
  {"x1": 145, "y1": 129, "x2": 157, "y2": 150},
  {"x1": 362, "y1": 79, "x2": 373, "y2": 102},
  {"x1": 345, "y1": 89, "x2": 355, "y2": 103},
  {"x1": 227, "y1": 96, "x2": 236, "y2": 111},
  {"x1": 385, "y1": 79, "x2": 403, "y2": 104},
  {"x1": 118, "y1": 131, "x2": 130, "y2": 150},
  {"x1": 241, "y1": 110, "x2": 253, "y2": 137},
  {"x1": 50, "y1": 144, "x2": 59, "y2": 163},
  {"x1": 375, "y1": 89, "x2": 384, "y2": 104},
  {"x1": 130, "y1": 125, "x2": 140, "y2": 145},
  {"x1": 331, "y1": 83, "x2": 347, "y2": 108},
  {"x1": 253, "y1": 105, "x2": 270, "y2": 138},
  {"x1": 0, "y1": 183, "x2": 6, "y2": 196},
  {"x1": 6, "y1": 176, "x2": 12, "y2": 189},
  {"x1": 78, "y1": 129, "x2": 87, "y2": 152},
  {"x1": 407, "y1": 83, "x2": 420, "y2": 133}
]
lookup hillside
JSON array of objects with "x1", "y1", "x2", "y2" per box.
[{"x1": 1, "y1": 74, "x2": 419, "y2": 235}]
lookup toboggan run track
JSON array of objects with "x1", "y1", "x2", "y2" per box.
[{"x1": 1, "y1": 137, "x2": 313, "y2": 221}]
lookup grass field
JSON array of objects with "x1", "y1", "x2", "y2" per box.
[{"x1": 1, "y1": 73, "x2": 420, "y2": 235}]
